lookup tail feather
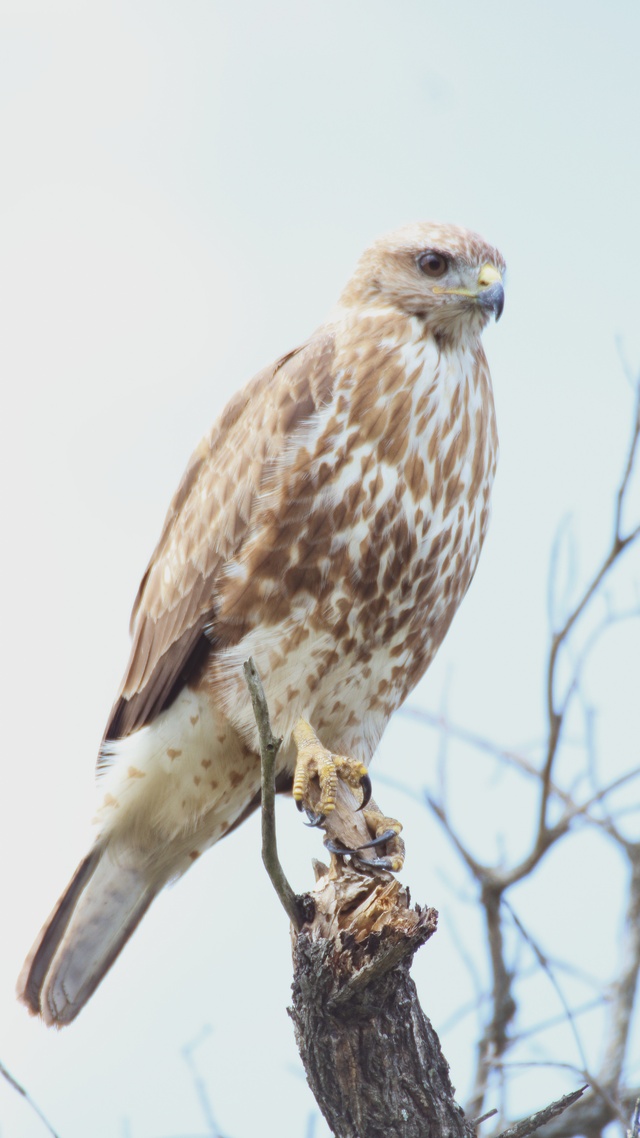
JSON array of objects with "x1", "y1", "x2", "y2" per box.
[{"x1": 18, "y1": 845, "x2": 158, "y2": 1026}]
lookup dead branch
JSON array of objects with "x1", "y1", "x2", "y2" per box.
[
  {"x1": 496, "y1": 1086, "x2": 588, "y2": 1138},
  {"x1": 244, "y1": 659, "x2": 473, "y2": 1138},
  {"x1": 289, "y1": 862, "x2": 462, "y2": 1138},
  {"x1": 531, "y1": 1086, "x2": 640, "y2": 1138}
]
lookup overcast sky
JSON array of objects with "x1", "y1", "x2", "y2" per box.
[{"x1": 1, "y1": 3, "x2": 639, "y2": 1137}]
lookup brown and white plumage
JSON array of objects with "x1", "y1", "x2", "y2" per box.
[{"x1": 18, "y1": 221, "x2": 505, "y2": 1025}]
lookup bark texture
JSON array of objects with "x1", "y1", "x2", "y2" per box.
[
  {"x1": 243, "y1": 662, "x2": 587, "y2": 1138},
  {"x1": 289, "y1": 860, "x2": 473, "y2": 1138}
]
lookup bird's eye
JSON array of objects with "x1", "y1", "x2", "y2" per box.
[{"x1": 417, "y1": 251, "x2": 448, "y2": 278}]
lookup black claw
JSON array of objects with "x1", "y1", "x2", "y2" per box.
[
  {"x1": 322, "y1": 836, "x2": 401, "y2": 873},
  {"x1": 358, "y1": 772, "x2": 372, "y2": 811},
  {"x1": 354, "y1": 854, "x2": 400, "y2": 872},
  {"x1": 303, "y1": 810, "x2": 326, "y2": 828},
  {"x1": 321, "y1": 828, "x2": 396, "y2": 855},
  {"x1": 322, "y1": 836, "x2": 400, "y2": 875},
  {"x1": 353, "y1": 828, "x2": 399, "y2": 852},
  {"x1": 295, "y1": 799, "x2": 326, "y2": 827},
  {"x1": 323, "y1": 837, "x2": 354, "y2": 856}
]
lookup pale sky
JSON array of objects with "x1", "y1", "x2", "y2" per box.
[{"x1": 1, "y1": 3, "x2": 640, "y2": 1136}]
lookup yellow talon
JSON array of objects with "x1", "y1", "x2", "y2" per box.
[
  {"x1": 292, "y1": 719, "x2": 368, "y2": 818},
  {"x1": 291, "y1": 719, "x2": 404, "y2": 870},
  {"x1": 363, "y1": 810, "x2": 403, "y2": 838}
]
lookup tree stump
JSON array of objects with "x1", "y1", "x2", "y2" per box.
[{"x1": 289, "y1": 856, "x2": 473, "y2": 1138}]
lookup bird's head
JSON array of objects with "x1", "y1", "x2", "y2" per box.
[{"x1": 341, "y1": 221, "x2": 506, "y2": 344}]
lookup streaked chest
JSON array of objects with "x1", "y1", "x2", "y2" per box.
[{"x1": 320, "y1": 325, "x2": 497, "y2": 600}]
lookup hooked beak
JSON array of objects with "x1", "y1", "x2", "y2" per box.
[
  {"x1": 476, "y1": 263, "x2": 504, "y2": 321},
  {"x1": 433, "y1": 261, "x2": 505, "y2": 321}
]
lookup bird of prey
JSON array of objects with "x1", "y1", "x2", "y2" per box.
[{"x1": 18, "y1": 221, "x2": 505, "y2": 1026}]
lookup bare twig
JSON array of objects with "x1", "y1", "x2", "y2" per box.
[
  {"x1": 510, "y1": 998, "x2": 603, "y2": 1046},
  {"x1": 495, "y1": 1086, "x2": 588, "y2": 1138},
  {"x1": 404, "y1": 707, "x2": 640, "y2": 841},
  {"x1": 614, "y1": 379, "x2": 640, "y2": 542},
  {"x1": 401, "y1": 707, "x2": 551, "y2": 794},
  {"x1": 472, "y1": 1107, "x2": 499, "y2": 1127},
  {"x1": 427, "y1": 795, "x2": 489, "y2": 880},
  {"x1": 243, "y1": 657, "x2": 308, "y2": 930},
  {"x1": 527, "y1": 1085, "x2": 640, "y2": 1138},
  {"x1": 501, "y1": 900, "x2": 589, "y2": 1075},
  {"x1": 546, "y1": 514, "x2": 577, "y2": 634},
  {"x1": 0, "y1": 1059, "x2": 61, "y2": 1138},
  {"x1": 540, "y1": 376, "x2": 640, "y2": 839}
]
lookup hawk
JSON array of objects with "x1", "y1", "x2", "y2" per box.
[{"x1": 19, "y1": 221, "x2": 505, "y2": 1026}]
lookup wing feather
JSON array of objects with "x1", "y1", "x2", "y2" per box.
[{"x1": 103, "y1": 332, "x2": 336, "y2": 742}]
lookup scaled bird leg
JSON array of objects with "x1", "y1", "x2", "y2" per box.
[
  {"x1": 292, "y1": 719, "x2": 370, "y2": 826},
  {"x1": 291, "y1": 719, "x2": 404, "y2": 871}
]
